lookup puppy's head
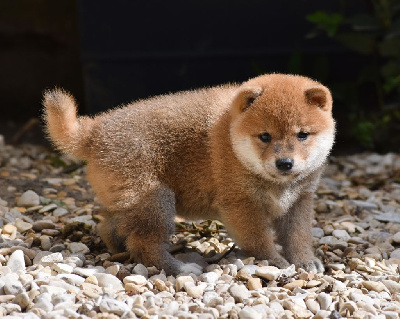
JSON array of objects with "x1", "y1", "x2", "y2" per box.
[{"x1": 230, "y1": 74, "x2": 335, "y2": 183}]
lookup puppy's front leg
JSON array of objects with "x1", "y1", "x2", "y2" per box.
[
  {"x1": 275, "y1": 192, "x2": 324, "y2": 273},
  {"x1": 221, "y1": 204, "x2": 290, "y2": 269}
]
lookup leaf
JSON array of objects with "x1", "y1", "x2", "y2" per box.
[
  {"x1": 306, "y1": 11, "x2": 344, "y2": 37},
  {"x1": 383, "y1": 75, "x2": 400, "y2": 93},
  {"x1": 336, "y1": 33, "x2": 376, "y2": 55},
  {"x1": 47, "y1": 156, "x2": 68, "y2": 168}
]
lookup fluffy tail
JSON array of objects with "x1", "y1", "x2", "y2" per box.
[{"x1": 42, "y1": 88, "x2": 94, "y2": 160}]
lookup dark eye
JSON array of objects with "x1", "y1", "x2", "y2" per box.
[
  {"x1": 259, "y1": 132, "x2": 271, "y2": 143},
  {"x1": 297, "y1": 132, "x2": 309, "y2": 141}
]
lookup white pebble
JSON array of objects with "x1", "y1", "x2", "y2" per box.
[
  {"x1": 7, "y1": 249, "x2": 25, "y2": 272},
  {"x1": 317, "y1": 292, "x2": 332, "y2": 310},
  {"x1": 255, "y1": 266, "x2": 281, "y2": 281},
  {"x1": 93, "y1": 273, "x2": 123, "y2": 290},
  {"x1": 123, "y1": 275, "x2": 147, "y2": 286},
  {"x1": 17, "y1": 190, "x2": 40, "y2": 207},
  {"x1": 176, "y1": 276, "x2": 194, "y2": 291}
]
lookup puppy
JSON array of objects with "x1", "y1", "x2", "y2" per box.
[{"x1": 43, "y1": 74, "x2": 335, "y2": 275}]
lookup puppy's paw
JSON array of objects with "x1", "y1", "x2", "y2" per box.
[
  {"x1": 296, "y1": 258, "x2": 324, "y2": 273},
  {"x1": 179, "y1": 263, "x2": 203, "y2": 275},
  {"x1": 267, "y1": 255, "x2": 290, "y2": 269}
]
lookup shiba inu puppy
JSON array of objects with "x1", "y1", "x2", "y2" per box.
[{"x1": 43, "y1": 74, "x2": 335, "y2": 275}]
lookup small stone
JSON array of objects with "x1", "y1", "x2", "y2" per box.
[
  {"x1": 80, "y1": 282, "x2": 102, "y2": 297},
  {"x1": 391, "y1": 249, "x2": 400, "y2": 259},
  {"x1": 15, "y1": 219, "x2": 33, "y2": 232},
  {"x1": 375, "y1": 212, "x2": 400, "y2": 223},
  {"x1": 52, "y1": 263, "x2": 74, "y2": 274},
  {"x1": 247, "y1": 278, "x2": 262, "y2": 290},
  {"x1": 4, "y1": 209, "x2": 23, "y2": 223},
  {"x1": 362, "y1": 281, "x2": 388, "y2": 292},
  {"x1": 106, "y1": 264, "x2": 120, "y2": 276},
  {"x1": 184, "y1": 282, "x2": 205, "y2": 298},
  {"x1": 67, "y1": 242, "x2": 90, "y2": 254},
  {"x1": 40, "y1": 285, "x2": 66, "y2": 295},
  {"x1": 332, "y1": 229, "x2": 351, "y2": 241},
  {"x1": 0, "y1": 295, "x2": 15, "y2": 303},
  {"x1": 93, "y1": 273, "x2": 123, "y2": 290},
  {"x1": 153, "y1": 279, "x2": 168, "y2": 291},
  {"x1": 49, "y1": 244, "x2": 66, "y2": 253},
  {"x1": 381, "y1": 311, "x2": 399, "y2": 319},
  {"x1": 306, "y1": 298, "x2": 320, "y2": 314},
  {"x1": 42, "y1": 229, "x2": 60, "y2": 236},
  {"x1": 57, "y1": 274, "x2": 85, "y2": 286},
  {"x1": 53, "y1": 207, "x2": 69, "y2": 217},
  {"x1": 133, "y1": 263, "x2": 149, "y2": 278},
  {"x1": 7, "y1": 250, "x2": 25, "y2": 272},
  {"x1": 306, "y1": 280, "x2": 322, "y2": 288},
  {"x1": 239, "y1": 306, "x2": 262, "y2": 319},
  {"x1": 85, "y1": 275, "x2": 98, "y2": 285},
  {"x1": 228, "y1": 284, "x2": 250, "y2": 303},
  {"x1": 282, "y1": 299, "x2": 311, "y2": 318},
  {"x1": 4, "y1": 280, "x2": 24, "y2": 295},
  {"x1": 33, "y1": 220, "x2": 56, "y2": 231},
  {"x1": 312, "y1": 227, "x2": 325, "y2": 238},
  {"x1": 382, "y1": 280, "x2": 400, "y2": 294},
  {"x1": 40, "y1": 252, "x2": 63, "y2": 265},
  {"x1": 236, "y1": 268, "x2": 252, "y2": 281},
  {"x1": 12, "y1": 292, "x2": 29, "y2": 310},
  {"x1": 255, "y1": 266, "x2": 281, "y2": 281},
  {"x1": 327, "y1": 263, "x2": 346, "y2": 271},
  {"x1": 317, "y1": 292, "x2": 332, "y2": 310},
  {"x1": 40, "y1": 235, "x2": 52, "y2": 251},
  {"x1": 242, "y1": 264, "x2": 259, "y2": 275},
  {"x1": 38, "y1": 204, "x2": 58, "y2": 213},
  {"x1": 351, "y1": 200, "x2": 378, "y2": 211},
  {"x1": 340, "y1": 301, "x2": 358, "y2": 316},
  {"x1": 99, "y1": 297, "x2": 131, "y2": 316},
  {"x1": 123, "y1": 275, "x2": 147, "y2": 286},
  {"x1": 74, "y1": 266, "x2": 104, "y2": 277},
  {"x1": 17, "y1": 190, "x2": 40, "y2": 207},
  {"x1": 314, "y1": 310, "x2": 331, "y2": 319},
  {"x1": 392, "y1": 232, "x2": 400, "y2": 244},
  {"x1": 3, "y1": 224, "x2": 17, "y2": 235},
  {"x1": 200, "y1": 271, "x2": 220, "y2": 284},
  {"x1": 203, "y1": 291, "x2": 220, "y2": 306},
  {"x1": 341, "y1": 221, "x2": 356, "y2": 233},
  {"x1": 283, "y1": 280, "x2": 305, "y2": 290},
  {"x1": 176, "y1": 276, "x2": 194, "y2": 291}
]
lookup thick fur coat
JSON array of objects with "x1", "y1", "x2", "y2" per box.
[{"x1": 43, "y1": 74, "x2": 335, "y2": 275}]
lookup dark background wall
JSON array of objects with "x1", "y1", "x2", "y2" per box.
[{"x1": 0, "y1": 0, "x2": 367, "y2": 151}]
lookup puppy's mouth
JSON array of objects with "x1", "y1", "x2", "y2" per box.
[{"x1": 269, "y1": 170, "x2": 299, "y2": 180}]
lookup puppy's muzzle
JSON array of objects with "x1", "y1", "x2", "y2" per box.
[{"x1": 275, "y1": 158, "x2": 294, "y2": 172}]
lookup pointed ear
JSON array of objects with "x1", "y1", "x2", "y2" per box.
[
  {"x1": 305, "y1": 87, "x2": 332, "y2": 111},
  {"x1": 231, "y1": 86, "x2": 263, "y2": 116}
]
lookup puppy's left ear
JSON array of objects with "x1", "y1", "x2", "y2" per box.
[
  {"x1": 305, "y1": 87, "x2": 332, "y2": 111},
  {"x1": 231, "y1": 86, "x2": 263, "y2": 117}
]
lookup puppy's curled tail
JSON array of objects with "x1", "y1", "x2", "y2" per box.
[{"x1": 43, "y1": 89, "x2": 94, "y2": 160}]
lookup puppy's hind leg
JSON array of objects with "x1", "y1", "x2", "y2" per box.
[
  {"x1": 120, "y1": 186, "x2": 203, "y2": 276},
  {"x1": 97, "y1": 211, "x2": 127, "y2": 254}
]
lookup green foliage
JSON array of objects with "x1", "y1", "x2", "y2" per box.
[{"x1": 307, "y1": 0, "x2": 400, "y2": 151}]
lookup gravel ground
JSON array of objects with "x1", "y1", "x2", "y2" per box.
[{"x1": 1, "y1": 135, "x2": 400, "y2": 319}]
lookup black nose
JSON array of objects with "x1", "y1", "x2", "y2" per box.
[{"x1": 275, "y1": 158, "x2": 294, "y2": 171}]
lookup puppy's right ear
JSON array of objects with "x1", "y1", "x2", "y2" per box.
[{"x1": 231, "y1": 86, "x2": 263, "y2": 117}]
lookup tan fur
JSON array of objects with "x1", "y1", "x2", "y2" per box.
[{"x1": 43, "y1": 74, "x2": 335, "y2": 275}]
